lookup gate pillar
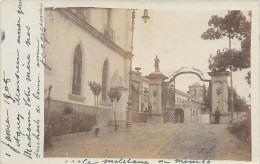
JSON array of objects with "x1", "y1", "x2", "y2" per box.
[
  {"x1": 208, "y1": 71, "x2": 230, "y2": 124},
  {"x1": 147, "y1": 72, "x2": 167, "y2": 115}
]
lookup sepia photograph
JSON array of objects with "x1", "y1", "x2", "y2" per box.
[{"x1": 43, "y1": 7, "x2": 252, "y2": 161}]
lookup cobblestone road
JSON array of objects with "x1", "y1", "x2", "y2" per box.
[{"x1": 44, "y1": 118, "x2": 250, "y2": 161}]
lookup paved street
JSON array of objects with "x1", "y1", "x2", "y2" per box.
[{"x1": 44, "y1": 117, "x2": 250, "y2": 161}]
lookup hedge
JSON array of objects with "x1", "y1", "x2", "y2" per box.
[
  {"x1": 48, "y1": 109, "x2": 97, "y2": 136},
  {"x1": 228, "y1": 112, "x2": 251, "y2": 142}
]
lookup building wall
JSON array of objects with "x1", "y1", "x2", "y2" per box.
[
  {"x1": 189, "y1": 86, "x2": 204, "y2": 102},
  {"x1": 44, "y1": 8, "x2": 131, "y2": 122},
  {"x1": 175, "y1": 89, "x2": 191, "y2": 105},
  {"x1": 78, "y1": 8, "x2": 131, "y2": 51}
]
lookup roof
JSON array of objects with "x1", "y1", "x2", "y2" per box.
[{"x1": 190, "y1": 82, "x2": 202, "y2": 87}]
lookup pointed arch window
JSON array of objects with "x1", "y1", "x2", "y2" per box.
[
  {"x1": 101, "y1": 59, "x2": 108, "y2": 101},
  {"x1": 72, "y1": 45, "x2": 82, "y2": 95}
]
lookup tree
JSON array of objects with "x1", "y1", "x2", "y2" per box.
[
  {"x1": 88, "y1": 81, "x2": 102, "y2": 107},
  {"x1": 201, "y1": 10, "x2": 251, "y2": 122},
  {"x1": 228, "y1": 87, "x2": 247, "y2": 119},
  {"x1": 202, "y1": 11, "x2": 251, "y2": 72},
  {"x1": 202, "y1": 85, "x2": 211, "y2": 113},
  {"x1": 246, "y1": 71, "x2": 251, "y2": 86},
  {"x1": 108, "y1": 88, "x2": 122, "y2": 132}
]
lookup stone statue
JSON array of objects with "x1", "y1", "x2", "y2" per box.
[{"x1": 154, "y1": 55, "x2": 160, "y2": 72}]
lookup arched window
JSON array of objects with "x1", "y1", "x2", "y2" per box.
[
  {"x1": 72, "y1": 45, "x2": 82, "y2": 95},
  {"x1": 101, "y1": 59, "x2": 108, "y2": 101}
]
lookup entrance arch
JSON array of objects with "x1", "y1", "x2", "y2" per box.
[
  {"x1": 168, "y1": 71, "x2": 211, "y2": 111},
  {"x1": 175, "y1": 108, "x2": 184, "y2": 123},
  {"x1": 163, "y1": 70, "x2": 211, "y2": 123}
]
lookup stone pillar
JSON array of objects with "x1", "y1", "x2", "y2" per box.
[
  {"x1": 208, "y1": 71, "x2": 230, "y2": 124},
  {"x1": 147, "y1": 72, "x2": 167, "y2": 115}
]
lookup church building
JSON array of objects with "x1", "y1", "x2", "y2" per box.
[{"x1": 44, "y1": 8, "x2": 132, "y2": 125}]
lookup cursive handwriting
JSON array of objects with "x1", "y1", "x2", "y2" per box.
[
  {"x1": 158, "y1": 160, "x2": 170, "y2": 163},
  {"x1": 174, "y1": 159, "x2": 211, "y2": 164},
  {"x1": 32, "y1": 119, "x2": 40, "y2": 158},
  {"x1": 102, "y1": 158, "x2": 149, "y2": 164},
  {"x1": 39, "y1": 3, "x2": 51, "y2": 70},
  {"x1": 23, "y1": 148, "x2": 32, "y2": 159},
  {"x1": 32, "y1": 73, "x2": 40, "y2": 100},
  {"x1": 4, "y1": 109, "x2": 12, "y2": 142},
  {"x1": 36, "y1": 37, "x2": 40, "y2": 67},
  {"x1": 14, "y1": 113, "x2": 25, "y2": 147},
  {"x1": 17, "y1": 0, "x2": 24, "y2": 14},
  {"x1": 17, "y1": 17, "x2": 21, "y2": 43},
  {"x1": 65, "y1": 159, "x2": 98, "y2": 164},
  {"x1": 2, "y1": 71, "x2": 16, "y2": 104},
  {"x1": 25, "y1": 26, "x2": 31, "y2": 47},
  {"x1": 25, "y1": 54, "x2": 31, "y2": 82},
  {"x1": 1, "y1": 141, "x2": 20, "y2": 156},
  {"x1": 1, "y1": 109, "x2": 21, "y2": 156},
  {"x1": 23, "y1": 110, "x2": 32, "y2": 159},
  {"x1": 26, "y1": 110, "x2": 32, "y2": 148},
  {"x1": 23, "y1": 87, "x2": 31, "y2": 107},
  {"x1": 15, "y1": 49, "x2": 21, "y2": 105}
]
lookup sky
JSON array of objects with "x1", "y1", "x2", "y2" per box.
[{"x1": 132, "y1": 10, "x2": 251, "y2": 103}]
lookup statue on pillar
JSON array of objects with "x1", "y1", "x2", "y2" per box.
[{"x1": 154, "y1": 55, "x2": 160, "y2": 72}]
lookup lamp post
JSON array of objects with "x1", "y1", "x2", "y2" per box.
[{"x1": 126, "y1": 9, "x2": 150, "y2": 128}]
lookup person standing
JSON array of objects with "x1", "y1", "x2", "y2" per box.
[{"x1": 215, "y1": 107, "x2": 220, "y2": 124}]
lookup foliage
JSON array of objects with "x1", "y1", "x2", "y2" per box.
[
  {"x1": 245, "y1": 71, "x2": 251, "y2": 85},
  {"x1": 208, "y1": 49, "x2": 250, "y2": 72},
  {"x1": 245, "y1": 70, "x2": 251, "y2": 99},
  {"x1": 88, "y1": 81, "x2": 102, "y2": 107},
  {"x1": 201, "y1": 11, "x2": 251, "y2": 73},
  {"x1": 49, "y1": 109, "x2": 97, "y2": 136},
  {"x1": 108, "y1": 88, "x2": 122, "y2": 103},
  {"x1": 228, "y1": 87, "x2": 247, "y2": 114},
  {"x1": 228, "y1": 109, "x2": 251, "y2": 143},
  {"x1": 88, "y1": 81, "x2": 102, "y2": 96},
  {"x1": 228, "y1": 113, "x2": 248, "y2": 133},
  {"x1": 201, "y1": 11, "x2": 249, "y2": 41},
  {"x1": 202, "y1": 85, "x2": 211, "y2": 113},
  {"x1": 108, "y1": 88, "x2": 122, "y2": 132}
]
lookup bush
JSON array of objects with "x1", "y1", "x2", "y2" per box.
[
  {"x1": 48, "y1": 109, "x2": 97, "y2": 136},
  {"x1": 228, "y1": 113, "x2": 251, "y2": 142}
]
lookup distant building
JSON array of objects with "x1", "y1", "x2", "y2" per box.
[{"x1": 188, "y1": 82, "x2": 204, "y2": 102}]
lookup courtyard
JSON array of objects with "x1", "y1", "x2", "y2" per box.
[{"x1": 44, "y1": 117, "x2": 250, "y2": 161}]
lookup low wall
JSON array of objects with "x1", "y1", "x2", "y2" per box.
[
  {"x1": 45, "y1": 99, "x2": 113, "y2": 127},
  {"x1": 131, "y1": 111, "x2": 147, "y2": 123}
]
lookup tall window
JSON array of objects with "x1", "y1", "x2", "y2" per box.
[
  {"x1": 193, "y1": 89, "x2": 197, "y2": 96},
  {"x1": 102, "y1": 59, "x2": 108, "y2": 101},
  {"x1": 104, "y1": 9, "x2": 114, "y2": 41},
  {"x1": 72, "y1": 45, "x2": 82, "y2": 95}
]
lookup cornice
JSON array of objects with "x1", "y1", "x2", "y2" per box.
[
  {"x1": 175, "y1": 89, "x2": 190, "y2": 97},
  {"x1": 57, "y1": 9, "x2": 132, "y2": 59}
]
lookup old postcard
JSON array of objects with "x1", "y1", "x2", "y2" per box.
[{"x1": 0, "y1": 0, "x2": 259, "y2": 164}]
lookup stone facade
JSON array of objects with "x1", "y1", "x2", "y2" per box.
[
  {"x1": 162, "y1": 83, "x2": 203, "y2": 123},
  {"x1": 129, "y1": 70, "x2": 150, "y2": 122},
  {"x1": 148, "y1": 72, "x2": 168, "y2": 115},
  {"x1": 44, "y1": 8, "x2": 132, "y2": 124},
  {"x1": 208, "y1": 71, "x2": 230, "y2": 124}
]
